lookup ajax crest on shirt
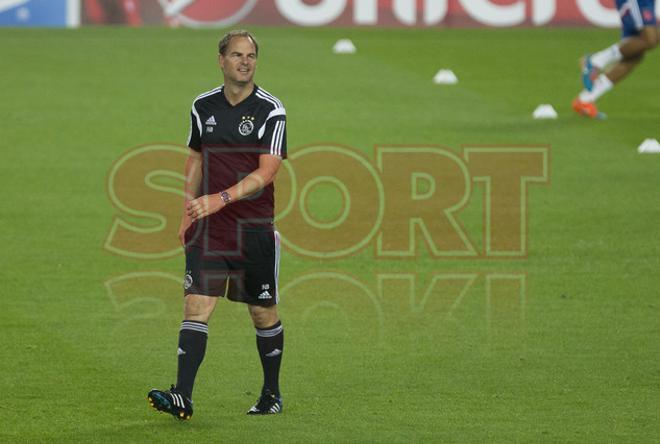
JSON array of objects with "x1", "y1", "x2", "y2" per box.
[{"x1": 239, "y1": 116, "x2": 255, "y2": 136}]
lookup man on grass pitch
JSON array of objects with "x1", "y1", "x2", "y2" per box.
[{"x1": 148, "y1": 30, "x2": 287, "y2": 420}]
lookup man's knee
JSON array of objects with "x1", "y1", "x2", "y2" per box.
[
  {"x1": 184, "y1": 294, "x2": 217, "y2": 322},
  {"x1": 248, "y1": 305, "x2": 279, "y2": 328}
]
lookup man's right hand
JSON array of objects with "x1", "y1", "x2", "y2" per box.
[{"x1": 178, "y1": 214, "x2": 193, "y2": 246}]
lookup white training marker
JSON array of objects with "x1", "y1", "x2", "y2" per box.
[
  {"x1": 333, "y1": 39, "x2": 356, "y2": 54},
  {"x1": 433, "y1": 69, "x2": 458, "y2": 85},
  {"x1": 532, "y1": 104, "x2": 558, "y2": 119},
  {"x1": 638, "y1": 138, "x2": 660, "y2": 153}
]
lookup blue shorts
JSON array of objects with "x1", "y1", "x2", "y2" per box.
[{"x1": 616, "y1": 0, "x2": 657, "y2": 37}]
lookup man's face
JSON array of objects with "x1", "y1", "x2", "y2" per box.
[{"x1": 219, "y1": 36, "x2": 257, "y2": 85}]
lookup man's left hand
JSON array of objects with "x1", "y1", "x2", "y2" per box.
[{"x1": 187, "y1": 194, "x2": 224, "y2": 221}]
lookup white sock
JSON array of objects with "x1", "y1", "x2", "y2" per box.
[
  {"x1": 579, "y1": 74, "x2": 614, "y2": 102},
  {"x1": 590, "y1": 44, "x2": 623, "y2": 69}
]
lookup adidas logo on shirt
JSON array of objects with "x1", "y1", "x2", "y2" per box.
[{"x1": 205, "y1": 115, "x2": 217, "y2": 126}]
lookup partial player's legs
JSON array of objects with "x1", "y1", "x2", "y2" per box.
[
  {"x1": 148, "y1": 294, "x2": 218, "y2": 420},
  {"x1": 574, "y1": 0, "x2": 657, "y2": 118},
  {"x1": 574, "y1": 28, "x2": 656, "y2": 118},
  {"x1": 247, "y1": 304, "x2": 284, "y2": 415}
]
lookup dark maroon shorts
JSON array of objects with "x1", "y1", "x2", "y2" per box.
[{"x1": 183, "y1": 230, "x2": 281, "y2": 307}]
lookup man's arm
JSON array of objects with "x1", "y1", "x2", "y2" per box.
[
  {"x1": 225, "y1": 154, "x2": 281, "y2": 202},
  {"x1": 178, "y1": 149, "x2": 203, "y2": 245},
  {"x1": 186, "y1": 154, "x2": 282, "y2": 221}
]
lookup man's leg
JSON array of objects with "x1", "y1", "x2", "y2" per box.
[
  {"x1": 249, "y1": 305, "x2": 283, "y2": 395},
  {"x1": 176, "y1": 294, "x2": 218, "y2": 400},
  {"x1": 148, "y1": 294, "x2": 217, "y2": 420},
  {"x1": 247, "y1": 304, "x2": 284, "y2": 414}
]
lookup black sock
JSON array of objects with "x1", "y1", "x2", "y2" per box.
[
  {"x1": 256, "y1": 321, "x2": 284, "y2": 396},
  {"x1": 175, "y1": 320, "x2": 208, "y2": 400}
]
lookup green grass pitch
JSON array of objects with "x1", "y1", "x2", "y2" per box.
[{"x1": 1, "y1": 26, "x2": 659, "y2": 442}]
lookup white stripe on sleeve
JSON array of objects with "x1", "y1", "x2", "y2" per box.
[{"x1": 270, "y1": 121, "x2": 284, "y2": 156}]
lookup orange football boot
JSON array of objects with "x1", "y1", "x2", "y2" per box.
[{"x1": 572, "y1": 97, "x2": 606, "y2": 120}]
